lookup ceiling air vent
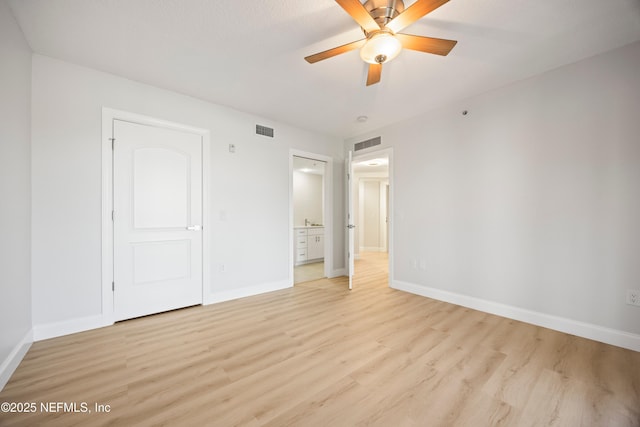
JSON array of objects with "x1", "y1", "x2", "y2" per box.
[
  {"x1": 256, "y1": 124, "x2": 274, "y2": 138},
  {"x1": 354, "y1": 136, "x2": 381, "y2": 151}
]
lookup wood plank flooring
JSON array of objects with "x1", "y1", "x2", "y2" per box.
[{"x1": 1, "y1": 252, "x2": 639, "y2": 426}]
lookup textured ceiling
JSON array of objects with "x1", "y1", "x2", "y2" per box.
[{"x1": 8, "y1": 0, "x2": 640, "y2": 138}]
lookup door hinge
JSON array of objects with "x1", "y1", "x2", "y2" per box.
[
  {"x1": 110, "y1": 138, "x2": 115, "y2": 150},
  {"x1": 112, "y1": 281, "x2": 115, "y2": 291},
  {"x1": 111, "y1": 210, "x2": 114, "y2": 221}
]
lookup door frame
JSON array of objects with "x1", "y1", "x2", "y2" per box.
[
  {"x1": 101, "y1": 108, "x2": 211, "y2": 325},
  {"x1": 351, "y1": 147, "x2": 394, "y2": 286},
  {"x1": 289, "y1": 150, "x2": 334, "y2": 284}
]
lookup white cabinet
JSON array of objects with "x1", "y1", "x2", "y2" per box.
[
  {"x1": 294, "y1": 227, "x2": 324, "y2": 265},
  {"x1": 307, "y1": 228, "x2": 324, "y2": 260},
  {"x1": 295, "y1": 228, "x2": 307, "y2": 264}
]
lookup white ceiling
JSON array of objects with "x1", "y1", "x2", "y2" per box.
[
  {"x1": 353, "y1": 157, "x2": 389, "y2": 174},
  {"x1": 8, "y1": 0, "x2": 640, "y2": 138},
  {"x1": 293, "y1": 156, "x2": 326, "y2": 175}
]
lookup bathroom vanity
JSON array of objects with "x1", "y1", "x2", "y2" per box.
[{"x1": 294, "y1": 226, "x2": 324, "y2": 265}]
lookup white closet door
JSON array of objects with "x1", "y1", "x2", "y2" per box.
[{"x1": 113, "y1": 119, "x2": 203, "y2": 321}]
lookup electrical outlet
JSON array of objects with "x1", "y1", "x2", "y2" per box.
[{"x1": 627, "y1": 289, "x2": 640, "y2": 307}]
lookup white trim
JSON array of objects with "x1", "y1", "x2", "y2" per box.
[
  {"x1": 101, "y1": 108, "x2": 211, "y2": 325},
  {"x1": 393, "y1": 280, "x2": 640, "y2": 352},
  {"x1": 0, "y1": 330, "x2": 33, "y2": 391},
  {"x1": 330, "y1": 268, "x2": 346, "y2": 278},
  {"x1": 33, "y1": 315, "x2": 108, "y2": 341},
  {"x1": 201, "y1": 122, "x2": 212, "y2": 307},
  {"x1": 204, "y1": 280, "x2": 291, "y2": 305},
  {"x1": 289, "y1": 150, "x2": 335, "y2": 284},
  {"x1": 32, "y1": 315, "x2": 109, "y2": 341},
  {"x1": 101, "y1": 110, "x2": 114, "y2": 325}
]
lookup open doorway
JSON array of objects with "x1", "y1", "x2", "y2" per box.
[
  {"x1": 292, "y1": 155, "x2": 328, "y2": 285},
  {"x1": 351, "y1": 149, "x2": 391, "y2": 287}
]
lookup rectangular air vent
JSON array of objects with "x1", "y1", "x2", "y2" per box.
[
  {"x1": 256, "y1": 124, "x2": 274, "y2": 138},
  {"x1": 354, "y1": 136, "x2": 381, "y2": 151}
]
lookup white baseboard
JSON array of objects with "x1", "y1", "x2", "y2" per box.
[
  {"x1": 329, "y1": 268, "x2": 346, "y2": 278},
  {"x1": 204, "y1": 280, "x2": 291, "y2": 305},
  {"x1": 33, "y1": 315, "x2": 109, "y2": 342},
  {"x1": 393, "y1": 280, "x2": 640, "y2": 352},
  {"x1": 0, "y1": 329, "x2": 33, "y2": 391},
  {"x1": 32, "y1": 280, "x2": 293, "y2": 342}
]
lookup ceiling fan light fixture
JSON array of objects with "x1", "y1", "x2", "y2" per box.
[
  {"x1": 359, "y1": 32, "x2": 402, "y2": 64},
  {"x1": 305, "y1": 0, "x2": 457, "y2": 86}
]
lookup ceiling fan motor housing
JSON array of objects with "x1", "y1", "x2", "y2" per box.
[{"x1": 363, "y1": 0, "x2": 405, "y2": 30}]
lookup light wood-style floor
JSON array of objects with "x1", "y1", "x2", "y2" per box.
[{"x1": 1, "y1": 252, "x2": 639, "y2": 426}]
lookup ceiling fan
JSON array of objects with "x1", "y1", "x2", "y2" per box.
[{"x1": 305, "y1": 0, "x2": 457, "y2": 86}]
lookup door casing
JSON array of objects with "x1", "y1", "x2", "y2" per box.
[{"x1": 289, "y1": 150, "x2": 334, "y2": 284}]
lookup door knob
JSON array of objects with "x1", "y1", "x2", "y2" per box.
[{"x1": 186, "y1": 225, "x2": 202, "y2": 231}]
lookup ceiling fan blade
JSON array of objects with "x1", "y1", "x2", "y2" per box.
[
  {"x1": 335, "y1": 0, "x2": 380, "y2": 33},
  {"x1": 305, "y1": 39, "x2": 366, "y2": 63},
  {"x1": 386, "y1": 0, "x2": 450, "y2": 33},
  {"x1": 366, "y1": 63, "x2": 382, "y2": 86},
  {"x1": 395, "y1": 33, "x2": 457, "y2": 56}
]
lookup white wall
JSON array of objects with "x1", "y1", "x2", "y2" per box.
[
  {"x1": 347, "y1": 41, "x2": 640, "y2": 347},
  {"x1": 31, "y1": 54, "x2": 344, "y2": 330},
  {"x1": 293, "y1": 171, "x2": 323, "y2": 226},
  {"x1": 0, "y1": 1, "x2": 32, "y2": 387},
  {"x1": 362, "y1": 180, "x2": 380, "y2": 250}
]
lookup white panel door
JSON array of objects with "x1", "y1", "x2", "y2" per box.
[{"x1": 113, "y1": 119, "x2": 203, "y2": 321}]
